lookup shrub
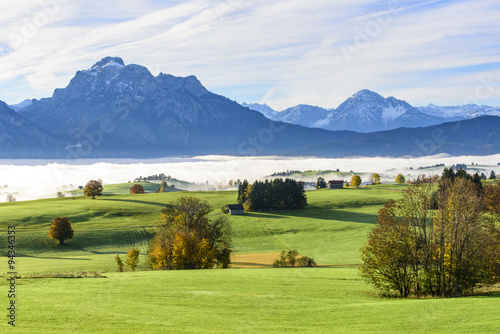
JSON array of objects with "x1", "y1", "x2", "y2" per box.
[
  {"x1": 273, "y1": 250, "x2": 316, "y2": 267},
  {"x1": 297, "y1": 256, "x2": 317, "y2": 267}
]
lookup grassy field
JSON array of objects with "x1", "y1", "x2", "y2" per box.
[
  {"x1": 69, "y1": 181, "x2": 182, "y2": 196},
  {"x1": 1, "y1": 186, "x2": 402, "y2": 273},
  {"x1": 1, "y1": 183, "x2": 499, "y2": 333},
  {"x1": 3, "y1": 268, "x2": 500, "y2": 333}
]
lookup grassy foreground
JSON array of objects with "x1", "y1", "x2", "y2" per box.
[
  {"x1": 2, "y1": 268, "x2": 499, "y2": 333},
  {"x1": 1, "y1": 184, "x2": 499, "y2": 333}
]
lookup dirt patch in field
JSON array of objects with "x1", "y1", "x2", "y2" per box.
[
  {"x1": 231, "y1": 253, "x2": 360, "y2": 268},
  {"x1": 231, "y1": 252, "x2": 281, "y2": 268}
]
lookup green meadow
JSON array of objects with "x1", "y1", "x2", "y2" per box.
[{"x1": 1, "y1": 184, "x2": 499, "y2": 333}]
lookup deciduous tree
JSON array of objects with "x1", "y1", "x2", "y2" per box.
[
  {"x1": 317, "y1": 177, "x2": 327, "y2": 189},
  {"x1": 395, "y1": 174, "x2": 405, "y2": 184},
  {"x1": 148, "y1": 196, "x2": 232, "y2": 270},
  {"x1": 115, "y1": 253, "x2": 124, "y2": 272},
  {"x1": 360, "y1": 177, "x2": 500, "y2": 298},
  {"x1": 6, "y1": 193, "x2": 16, "y2": 202},
  {"x1": 130, "y1": 184, "x2": 145, "y2": 194},
  {"x1": 49, "y1": 217, "x2": 74, "y2": 245},
  {"x1": 372, "y1": 173, "x2": 381, "y2": 185},
  {"x1": 350, "y1": 175, "x2": 362, "y2": 188},
  {"x1": 125, "y1": 248, "x2": 140, "y2": 271},
  {"x1": 84, "y1": 180, "x2": 103, "y2": 199}
]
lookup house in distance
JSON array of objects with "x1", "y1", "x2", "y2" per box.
[
  {"x1": 328, "y1": 180, "x2": 344, "y2": 189},
  {"x1": 225, "y1": 204, "x2": 245, "y2": 215}
]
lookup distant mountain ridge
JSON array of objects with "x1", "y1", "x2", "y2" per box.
[
  {"x1": 417, "y1": 104, "x2": 500, "y2": 119},
  {"x1": 12, "y1": 57, "x2": 352, "y2": 158},
  {"x1": 8, "y1": 99, "x2": 32, "y2": 111},
  {"x1": 2, "y1": 56, "x2": 500, "y2": 159},
  {"x1": 0, "y1": 100, "x2": 66, "y2": 158},
  {"x1": 242, "y1": 90, "x2": 500, "y2": 132},
  {"x1": 289, "y1": 116, "x2": 500, "y2": 158}
]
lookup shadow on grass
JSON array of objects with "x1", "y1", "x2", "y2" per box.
[
  {"x1": 470, "y1": 292, "x2": 500, "y2": 298},
  {"x1": 232, "y1": 262, "x2": 274, "y2": 268},
  {"x1": 245, "y1": 206, "x2": 378, "y2": 225},
  {"x1": 19, "y1": 255, "x2": 91, "y2": 260},
  {"x1": 330, "y1": 199, "x2": 389, "y2": 210},
  {"x1": 8, "y1": 228, "x2": 155, "y2": 256}
]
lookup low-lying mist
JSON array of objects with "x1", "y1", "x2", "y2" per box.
[{"x1": 1, "y1": 154, "x2": 499, "y2": 202}]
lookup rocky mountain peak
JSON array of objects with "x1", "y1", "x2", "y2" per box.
[
  {"x1": 156, "y1": 73, "x2": 208, "y2": 97},
  {"x1": 90, "y1": 56, "x2": 125, "y2": 72}
]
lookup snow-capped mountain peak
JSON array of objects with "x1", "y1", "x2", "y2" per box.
[
  {"x1": 417, "y1": 104, "x2": 500, "y2": 119},
  {"x1": 243, "y1": 89, "x2": 444, "y2": 133},
  {"x1": 89, "y1": 56, "x2": 125, "y2": 72},
  {"x1": 241, "y1": 102, "x2": 278, "y2": 119}
]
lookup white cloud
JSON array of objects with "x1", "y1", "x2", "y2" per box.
[{"x1": 0, "y1": 0, "x2": 499, "y2": 109}]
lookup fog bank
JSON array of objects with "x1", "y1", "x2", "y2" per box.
[{"x1": 1, "y1": 154, "x2": 499, "y2": 202}]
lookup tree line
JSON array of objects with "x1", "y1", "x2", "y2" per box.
[
  {"x1": 360, "y1": 168, "x2": 500, "y2": 298},
  {"x1": 237, "y1": 178, "x2": 307, "y2": 211}
]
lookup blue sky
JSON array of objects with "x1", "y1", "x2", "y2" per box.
[{"x1": 0, "y1": 0, "x2": 499, "y2": 110}]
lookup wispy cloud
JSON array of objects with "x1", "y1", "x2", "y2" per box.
[{"x1": 0, "y1": 0, "x2": 499, "y2": 110}]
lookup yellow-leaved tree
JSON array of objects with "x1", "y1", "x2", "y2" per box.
[
  {"x1": 148, "y1": 196, "x2": 232, "y2": 270},
  {"x1": 350, "y1": 175, "x2": 362, "y2": 188}
]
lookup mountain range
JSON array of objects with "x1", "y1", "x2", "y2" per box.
[
  {"x1": 0, "y1": 100, "x2": 65, "y2": 158},
  {"x1": 5, "y1": 57, "x2": 354, "y2": 158},
  {"x1": 243, "y1": 91, "x2": 500, "y2": 132},
  {"x1": 1, "y1": 56, "x2": 500, "y2": 159}
]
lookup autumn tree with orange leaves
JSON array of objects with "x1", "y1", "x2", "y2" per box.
[{"x1": 49, "y1": 217, "x2": 74, "y2": 245}]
